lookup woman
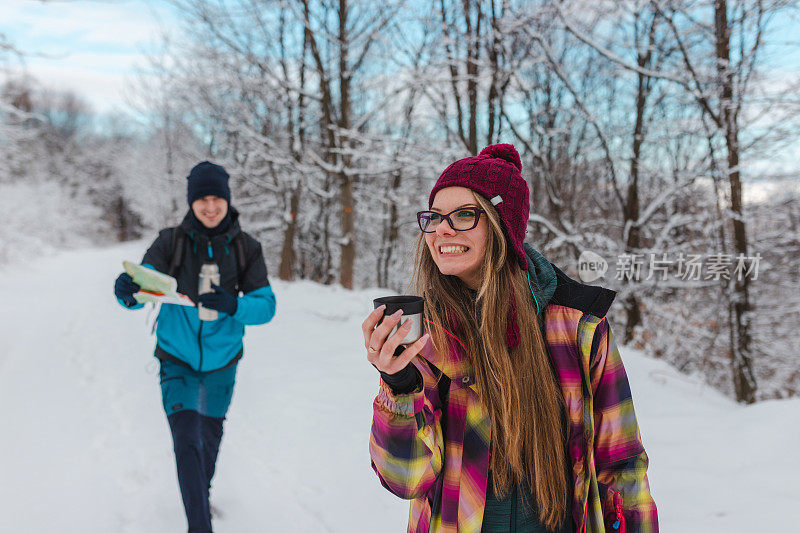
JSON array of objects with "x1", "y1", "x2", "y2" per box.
[{"x1": 363, "y1": 144, "x2": 657, "y2": 533}]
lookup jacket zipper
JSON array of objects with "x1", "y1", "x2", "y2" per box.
[
  {"x1": 198, "y1": 237, "x2": 211, "y2": 372},
  {"x1": 612, "y1": 505, "x2": 623, "y2": 530},
  {"x1": 612, "y1": 491, "x2": 625, "y2": 532},
  {"x1": 198, "y1": 321, "x2": 204, "y2": 371}
]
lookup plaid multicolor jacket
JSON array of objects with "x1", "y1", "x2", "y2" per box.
[{"x1": 369, "y1": 266, "x2": 658, "y2": 533}]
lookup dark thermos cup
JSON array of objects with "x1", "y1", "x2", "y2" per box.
[{"x1": 373, "y1": 295, "x2": 424, "y2": 346}]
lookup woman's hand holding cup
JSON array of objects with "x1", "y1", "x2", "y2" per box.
[{"x1": 362, "y1": 304, "x2": 430, "y2": 375}]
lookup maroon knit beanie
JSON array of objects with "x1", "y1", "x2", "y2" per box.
[{"x1": 429, "y1": 144, "x2": 529, "y2": 270}]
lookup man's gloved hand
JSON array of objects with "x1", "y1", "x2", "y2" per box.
[
  {"x1": 114, "y1": 272, "x2": 141, "y2": 307},
  {"x1": 198, "y1": 284, "x2": 238, "y2": 316}
]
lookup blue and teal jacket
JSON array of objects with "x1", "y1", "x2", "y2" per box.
[{"x1": 118, "y1": 208, "x2": 276, "y2": 372}]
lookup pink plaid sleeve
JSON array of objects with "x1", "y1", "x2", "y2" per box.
[
  {"x1": 591, "y1": 318, "x2": 659, "y2": 533},
  {"x1": 369, "y1": 356, "x2": 444, "y2": 500}
]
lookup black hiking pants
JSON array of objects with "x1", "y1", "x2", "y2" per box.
[
  {"x1": 168, "y1": 410, "x2": 224, "y2": 533},
  {"x1": 160, "y1": 360, "x2": 237, "y2": 533}
]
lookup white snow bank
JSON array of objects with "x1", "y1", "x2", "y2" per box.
[{"x1": 0, "y1": 181, "x2": 101, "y2": 265}]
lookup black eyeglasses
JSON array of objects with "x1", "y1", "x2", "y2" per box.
[{"x1": 417, "y1": 206, "x2": 486, "y2": 233}]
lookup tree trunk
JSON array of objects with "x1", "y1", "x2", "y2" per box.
[
  {"x1": 338, "y1": 0, "x2": 355, "y2": 289},
  {"x1": 302, "y1": 0, "x2": 338, "y2": 285},
  {"x1": 486, "y1": 0, "x2": 501, "y2": 146},
  {"x1": 279, "y1": 187, "x2": 299, "y2": 281},
  {"x1": 715, "y1": 0, "x2": 756, "y2": 403},
  {"x1": 378, "y1": 171, "x2": 402, "y2": 288},
  {"x1": 339, "y1": 174, "x2": 355, "y2": 288},
  {"x1": 623, "y1": 13, "x2": 654, "y2": 344},
  {"x1": 465, "y1": 0, "x2": 480, "y2": 155}
]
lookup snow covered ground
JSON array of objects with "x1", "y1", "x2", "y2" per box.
[{"x1": 0, "y1": 242, "x2": 797, "y2": 532}]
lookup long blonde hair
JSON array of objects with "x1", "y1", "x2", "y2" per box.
[{"x1": 411, "y1": 192, "x2": 568, "y2": 529}]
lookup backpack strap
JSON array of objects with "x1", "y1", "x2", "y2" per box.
[
  {"x1": 168, "y1": 226, "x2": 186, "y2": 278},
  {"x1": 232, "y1": 232, "x2": 247, "y2": 293}
]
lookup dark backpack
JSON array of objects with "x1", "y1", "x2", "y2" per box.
[{"x1": 167, "y1": 226, "x2": 248, "y2": 293}]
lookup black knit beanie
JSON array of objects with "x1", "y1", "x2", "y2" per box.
[{"x1": 186, "y1": 161, "x2": 231, "y2": 205}]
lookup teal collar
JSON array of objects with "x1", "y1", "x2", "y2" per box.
[{"x1": 523, "y1": 243, "x2": 557, "y2": 315}]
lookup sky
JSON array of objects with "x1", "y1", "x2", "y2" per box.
[{"x1": 0, "y1": 0, "x2": 179, "y2": 114}]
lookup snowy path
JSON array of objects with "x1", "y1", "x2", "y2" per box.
[{"x1": 0, "y1": 242, "x2": 797, "y2": 532}]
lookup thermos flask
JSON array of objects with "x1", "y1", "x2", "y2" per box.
[
  {"x1": 198, "y1": 262, "x2": 220, "y2": 321},
  {"x1": 373, "y1": 295, "x2": 425, "y2": 346}
]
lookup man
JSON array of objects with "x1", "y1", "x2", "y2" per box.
[{"x1": 113, "y1": 161, "x2": 276, "y2": 533}]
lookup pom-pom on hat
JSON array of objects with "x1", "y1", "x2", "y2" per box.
[
  {"x1": 187, "y1": 161, "x2": 231, "y2": 206},
  {"x1": 429, "y1": 143, "x2": 530, "y2": 270}
]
